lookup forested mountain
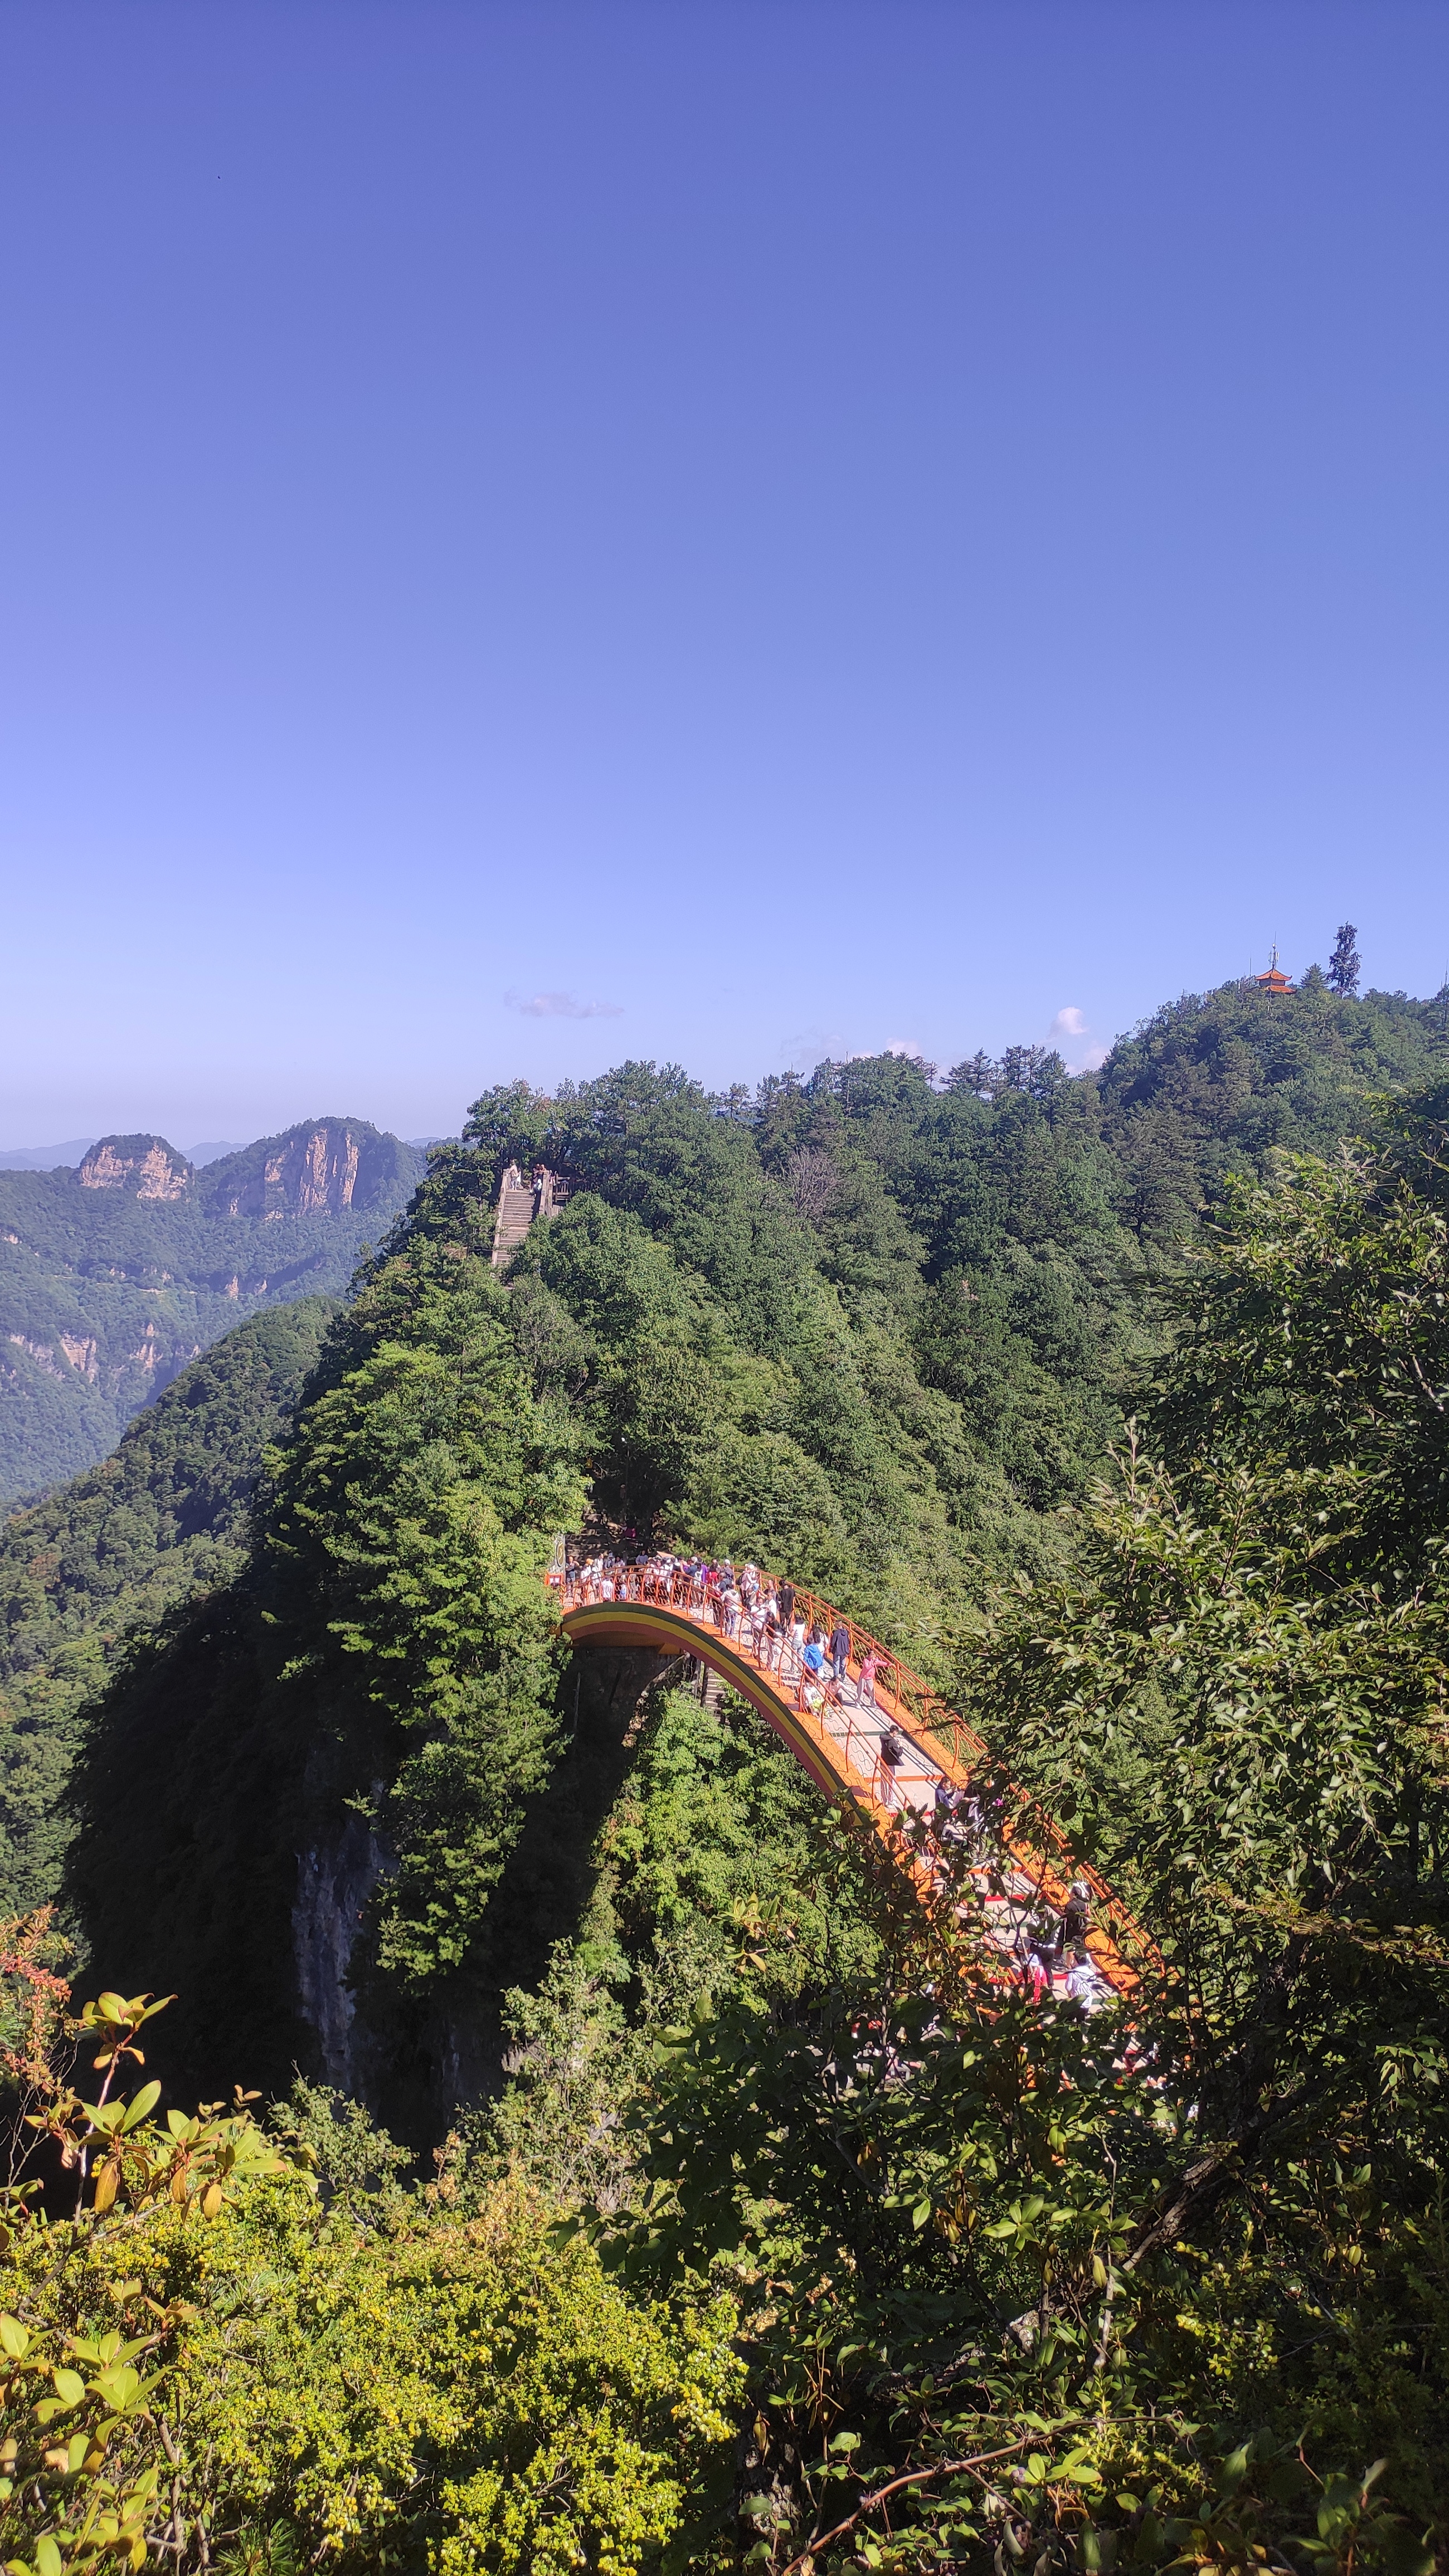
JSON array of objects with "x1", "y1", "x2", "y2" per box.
[
  {"x1": 0, "y1": 1297, "x2": 333, "y2": 1913},
  {"x1": 1093, "y1": 973, "x2": 1445, "y2": 1231},
  {"x1": 2, "y1": 970, "x2": 1447, "y2": 2570},
  {"x1": 0, "y1": 1115, "x2": 424, "y2": 1501},
  {"x1": 60, "y1": 971, "x2": 1445, "y2": 2118}
]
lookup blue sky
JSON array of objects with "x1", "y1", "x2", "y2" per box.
[{"x1": 3, "y1": 0, "x2": 1447, "y2": 1148}]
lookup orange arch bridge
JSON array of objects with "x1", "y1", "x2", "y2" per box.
[{"x1": 549, "y1": 1558, "x2": 1159, "y2": 2005}]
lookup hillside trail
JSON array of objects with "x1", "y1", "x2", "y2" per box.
[
  {"x1": 490, "y1": 1163, "x2": 559, "y2": 1268},
  {"x1": 549, "y1": 1554, "x2": 1161, "y2": 2009}
]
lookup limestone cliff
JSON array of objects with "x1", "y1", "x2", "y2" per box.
[
  {"x1": 76, "y1": 1136, "x2": 193, "y2": 1200},
  {"x1": 202, "y1": 1119, "x2": 422, "y2": 1221}
]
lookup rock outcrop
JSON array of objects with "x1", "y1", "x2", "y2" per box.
[
  {"x1": 293, "y1": 1812, "x2": 393, "y2": 2092},
  {"x1": 202, "y1": 1120, "x2": 423, "y2": 1222},
  {"x1": 210, "y1": 1126, "x2": 359, "y2": 1221},
  {"x1": 76, "y1": 1137, "x2": 193, "y2": 1200}
]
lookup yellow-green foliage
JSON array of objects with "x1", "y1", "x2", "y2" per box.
[{"x1": 0, "y1": 2176, "x2": 741, "y2": 2573}]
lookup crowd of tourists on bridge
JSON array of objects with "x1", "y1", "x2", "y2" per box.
[
  {"x1": 565, "y1": 1547, "x2": 877, "y2": 1697},
  {"x1": 567, "y1": 1552, "x2": 896, "y2": 1764},
  {"x1": 560, "y1": 1545, "x2": 1114, "y2": 2013}
]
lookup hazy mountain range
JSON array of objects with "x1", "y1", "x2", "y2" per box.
[{"x1": 0, "y1": 1133, "x2": 450, "y2": 1169}]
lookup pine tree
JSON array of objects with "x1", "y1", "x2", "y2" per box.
[{"x1": 1328, "y1": 920, "x2": 1361, "y2": 994}]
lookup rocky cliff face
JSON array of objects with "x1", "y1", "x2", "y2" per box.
[
  {"x1": 5, "y1": 1324, "x2": 201, "y2": 1399},
  {"x1": 211, "y1": 1124, "x2": 359, "y2": 1220},
  {"x1": 203, "y1": 1120, "x2": 421, "y2": 1221},
  {"x1": 292, "y1": 1811, "x2": 392, "y2": 2091},
  {"x1": 77, "y1": 1137, "x2": 193, "y2": 1200},
  {"x1": 67, "y1": 1123, "x2": 416, "y2": 1218}
]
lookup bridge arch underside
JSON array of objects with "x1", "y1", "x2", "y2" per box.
[{"x1": 558, "y1": 1602, "x2": 855, "y2": 1804}]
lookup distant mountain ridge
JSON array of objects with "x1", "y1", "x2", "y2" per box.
[
  {"x1": 48, "y1": 1120, "x2": 421, "y2": 1219},
  {"x1": 0, "y1": 1114, "x2": 426, "y2": 1504},
  {"x1": 1, "y1": 1137, "x2": 249, "y2": 1171}
]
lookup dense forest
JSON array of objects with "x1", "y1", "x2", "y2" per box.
[
  {"x1": 0, "y1": 1297, "x2": 335, "y2": 1914},
  {"x1": 0, "y1": 1117, "x2": 424, "y2": 1504},
  {"x1": 1, "y1": 968, "x2": 1447, "y2": 2573}
]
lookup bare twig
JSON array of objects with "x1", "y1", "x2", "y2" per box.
[
  {"x1": 1404, "y1": 1344, "x2": 1447, "y2": 1415},
  {"x1": 779, "y1": 2438, "x2": 1031, "y2": 2575},
  {"x1": 1121, "y1": 2081, "x2": 1314, "y2": 2273}
]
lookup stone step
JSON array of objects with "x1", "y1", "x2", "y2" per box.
[{"x1": 490, "y1": 1167, "x2": 562, "y2": 1269}]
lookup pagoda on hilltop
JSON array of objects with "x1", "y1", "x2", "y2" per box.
[{"x1": 1254, "y1": 945, "x2": 1294, "y2": 994}]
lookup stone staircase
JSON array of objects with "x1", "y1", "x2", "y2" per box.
[{"x1": 490, "y1": 1164, "x2": 561, "y2": 1269}]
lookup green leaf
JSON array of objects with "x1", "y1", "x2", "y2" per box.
[
  {"x1": 120, "y1": 2081, "x2": 162, "y2": 2132},
  {"x1": 1218, "y1": 2443, "x2": 1252, "y2": 2494}
]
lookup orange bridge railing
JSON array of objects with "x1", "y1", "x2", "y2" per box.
[{"x1": 548, "y1": 1553, "x2": 1161, "y2": 2005}]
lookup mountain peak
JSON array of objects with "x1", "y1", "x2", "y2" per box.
[
  {"x1": 201, "y1": 1117, "x2": 422, "y2": 1219},
  {"x1": 76, "y1": 1135, "x2": 193, "y2": 1200}
]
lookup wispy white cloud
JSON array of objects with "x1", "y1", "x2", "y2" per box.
[
  {"x1": 506, "y1": 989, "x2": 624, "y2": 1020},
  {"x1": 1049, "y1": 1005, "x2": 1108, "y2": 1073},
  {"x1": 780, "y1": 1026, "x2": 852, "y2": 1068}
]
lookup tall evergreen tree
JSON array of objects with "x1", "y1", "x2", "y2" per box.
[{"x1": 1329, "y1": 918, "x2": 1362, "y2": 994}]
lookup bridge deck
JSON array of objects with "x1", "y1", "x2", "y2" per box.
[{"x1": 552, "y1": 1561, "x2": 1158, "y2": 2005}]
